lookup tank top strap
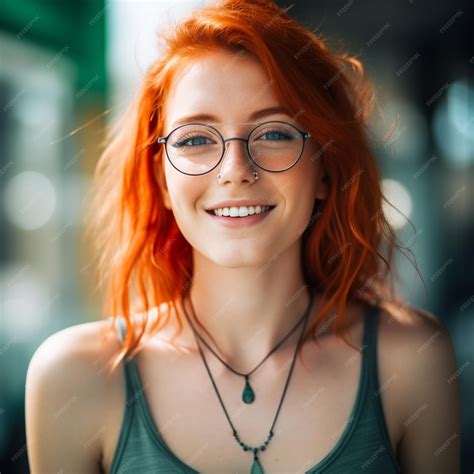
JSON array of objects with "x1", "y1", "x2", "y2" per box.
[
  {"x1": 362, "y1": 301, "x2": 382, "y2": 390},
  {"x1": 114, "y1": 316, "x2": 143, "y2": 397}
]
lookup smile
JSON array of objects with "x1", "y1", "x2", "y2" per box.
[{"x1": 205, "y1": 205, "x2": 276, "y2": 227}]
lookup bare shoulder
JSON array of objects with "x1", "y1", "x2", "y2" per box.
[
  {"x1": 25, "y1": 318, "x2": 121, "y2": 474},
  {"x1": 376, "y1": 302, "x2": 458, "y2": 383},
  {"x1": 26, "y1": 317, "x2": 121, "y2": 392},
  {"x1": 375, "y1": 302, "x2": 454, "y2": 358},
  {"x1": 376, "y1": 302, "x2": 461, "y2": 473},
  {"x1": 378, "y1": 300, "x2": 446, "y2": 335}
]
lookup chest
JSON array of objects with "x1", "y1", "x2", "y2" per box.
[{"x1": 101, "y1": 331, "x2": 403, "y2": 473}]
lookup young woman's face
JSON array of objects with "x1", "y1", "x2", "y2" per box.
[{"x1": 159, "y1": 49, "x2": 327, "y2": 267}]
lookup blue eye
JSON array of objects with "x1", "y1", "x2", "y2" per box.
[
  {"x1": 258, "y1": 131, "x2": 293, "y2": 141},
  {"x1": 173, "y1": 135, "x2": 215, "y2": 147}
]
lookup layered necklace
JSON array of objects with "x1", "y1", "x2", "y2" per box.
[{"x1": 180, "y1": 288, "x2": 314, "y2": 473}]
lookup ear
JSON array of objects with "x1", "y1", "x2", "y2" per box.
[{"x1": 315, "y1": 169, "x2": 329, "y2": 201}]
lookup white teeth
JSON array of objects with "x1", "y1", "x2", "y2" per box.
[{"x1": 211, "y1": 205, "x2": 272, "y2": 217}]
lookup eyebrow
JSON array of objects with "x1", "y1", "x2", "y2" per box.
[{"x1": 170, "y1": 106, "x2": 288, "y2": 128}]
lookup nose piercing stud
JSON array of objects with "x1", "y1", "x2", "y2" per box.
[{"x1": 217, "y1": 170, "x2": 259, "y2": 181}]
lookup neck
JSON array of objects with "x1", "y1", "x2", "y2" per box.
[{"x1": 179, "y1": 246, "x2": 320, "y2": 371}]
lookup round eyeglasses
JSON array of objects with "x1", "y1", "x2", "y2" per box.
[{"x1": 157, "y1": 120, "x2": 312, "y2": 176}]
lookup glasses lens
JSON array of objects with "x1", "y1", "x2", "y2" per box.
[
  {"x1": 249, "y1": 122, "x2": 304, "y2": 172},
  {"x1": 166, "y1": 124, "x2": 222, "y2": 175}
]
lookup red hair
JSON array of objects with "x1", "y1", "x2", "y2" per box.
[{"x1": 84, "y1": 0, "x2": 422, "y2": 375}]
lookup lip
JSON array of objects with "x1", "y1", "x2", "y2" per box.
[
  {"x1": 204, "y1": 200, "x2": 276, "y2": 211},
  {"x1": 205, "y1": 206, "x2": 275, "y2": 227}
]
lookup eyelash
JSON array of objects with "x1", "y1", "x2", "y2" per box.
[{"x1": 174, "y1": 130, "x2": 293, "y2": 147}]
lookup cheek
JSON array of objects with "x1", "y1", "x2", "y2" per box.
[
  {"x1": 164, "y1": 165, "x2": 206, "y2": 217},
  {"x1": 301, "y1": 149, "x2": 320, "y2": 178},
  {"x1": 278, "y1": 167, "x2": 318, "y2": 227},
  {"x1": 280, "y1": 160, "x2": 317, "y2": 201},
  {"x1": 299, "y1": 153, "x2": 320, "y2": 198}
]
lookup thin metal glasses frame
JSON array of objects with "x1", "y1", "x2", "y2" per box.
[{"x1": 157, "y1": 120, "x2": 312, "y2": 176}]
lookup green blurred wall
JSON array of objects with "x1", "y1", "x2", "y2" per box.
[{"x1": 0, "y1": 0, "x2": 107, "y2": 99}]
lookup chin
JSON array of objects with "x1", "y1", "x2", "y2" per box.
[{"x1": 200, "y1": 244, "x2": 270, "y2": 268}]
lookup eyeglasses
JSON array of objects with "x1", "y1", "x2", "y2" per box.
[{"x1": 157, "y1": 120, "x2": 312, "y2": 176}]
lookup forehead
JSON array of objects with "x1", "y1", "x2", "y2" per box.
[{"x1": 164, "y1": 50, "x2": 281, "y2": 130}]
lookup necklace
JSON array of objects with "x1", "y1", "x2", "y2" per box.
[
  {"x1": 182, "y1": 289, "x2": 312, "y2": 405},
  {"x1": 180, "y1": 288, "x2": 314, "y2": 474}
]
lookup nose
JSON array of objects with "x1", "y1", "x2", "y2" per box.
[{"x1": 217, "y1": 137, "x2": 256, "y2": 184}]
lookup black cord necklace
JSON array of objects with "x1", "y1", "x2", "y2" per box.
[
  {"x1": 182, "y1": 289, "x2": 312, "y2": 405},
  {"x1": 180, "y1": 289, "x2": 314, "y2": 474}
]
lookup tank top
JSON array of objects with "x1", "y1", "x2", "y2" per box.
[{"x1": 108, "y1": 302, "x2": 401, "y2": 473}]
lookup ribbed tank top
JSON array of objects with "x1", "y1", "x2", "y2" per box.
[{"x1": 108, "y1": 302, "x2": 401, "y2": 473}]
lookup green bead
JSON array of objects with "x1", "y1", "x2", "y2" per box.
[{"x1": 242, "y1": 381, "x2": 255, "y2": 404}]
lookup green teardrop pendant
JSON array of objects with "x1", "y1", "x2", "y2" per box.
[
  {"x1": 250, "y1": 456, "x2": 264, "y2": 474},
  {"x1": 242, "y1": 378, "x2": 255, "y2": 404}
]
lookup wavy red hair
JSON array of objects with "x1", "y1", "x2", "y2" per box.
[{"x1": 84, "y1": 0, "x2": 422, "y2": 376}]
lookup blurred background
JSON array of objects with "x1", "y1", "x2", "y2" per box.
[{"x1": 0, "y1": 0, "x2": 472, "y2": 472}]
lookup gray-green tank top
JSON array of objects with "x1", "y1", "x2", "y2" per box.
[{"x1": 108, "y1": 302, "x2": 400, "y2": 473}]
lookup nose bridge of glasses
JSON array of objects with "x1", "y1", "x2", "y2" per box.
[
  {"x1": 223, "y1": 137, "x2": 248, "y2": 144},
  {"x1": 222, "y1": 136, "x2": 254, "y2": 163}
]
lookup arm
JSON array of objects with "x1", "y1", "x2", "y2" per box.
[
  {"x1": 397, "y1": 310, "x2": 461, "y2": 473},
  {"x1": 25, "y1": 324, "x2": 106, "y2": 474}
]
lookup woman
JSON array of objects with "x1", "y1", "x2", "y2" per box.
[{"x1": 25, "y1": 0, "x2": 461, "y2": 473}]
